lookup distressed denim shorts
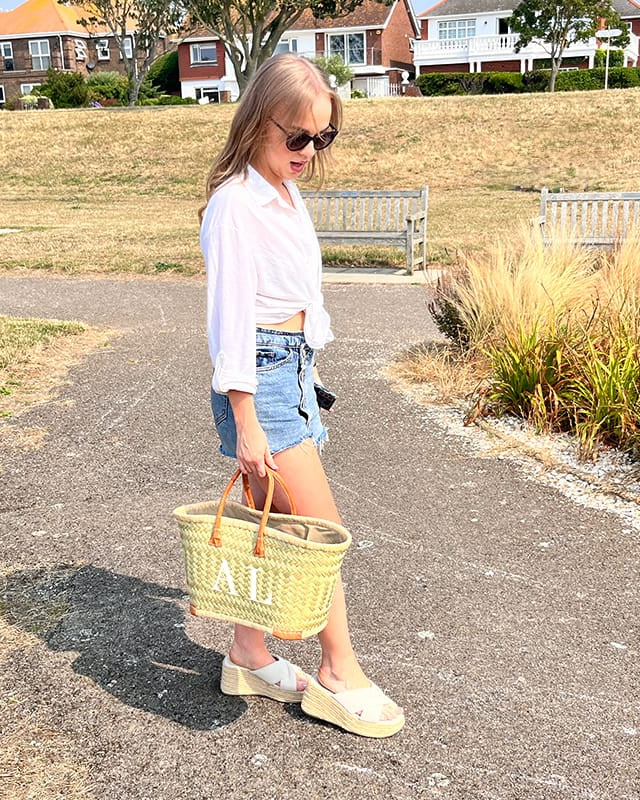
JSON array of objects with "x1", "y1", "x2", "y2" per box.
[{"x1": 210, "y1": 327, "x2": 328, "y2": 458}]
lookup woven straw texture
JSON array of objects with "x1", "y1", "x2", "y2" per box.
[{"x1": 174, "y1": 498, "x2": 351, "y2": 640}]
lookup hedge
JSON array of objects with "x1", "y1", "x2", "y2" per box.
[{"x1": 416, "y1": 66, "x2": 640, "y2": 95}]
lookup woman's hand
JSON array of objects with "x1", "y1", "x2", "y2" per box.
[{"x1": 228, "y1": 390, "x2": 278, "y2": 477}]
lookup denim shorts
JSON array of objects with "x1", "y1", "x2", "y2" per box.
[{"x1": 210, "y1": 327, "x2": 328, "y2": 458}]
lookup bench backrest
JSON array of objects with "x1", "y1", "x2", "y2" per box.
[
  {"x1": 540, "y1": 188, "x2": 640, "y2": 243},
  {"x1": 301, "y1": 188, "x2": 428, "y2": 233}
]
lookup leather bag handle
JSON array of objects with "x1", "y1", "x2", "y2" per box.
[{"x1": 210, "y1": 467, "x2": 297, "y2": 558}]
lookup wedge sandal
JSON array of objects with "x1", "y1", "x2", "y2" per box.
[
  {"x1": 220, "y1": 655, "x2": 309, "y2": 703},
  {"x1": 301, "y1": 676, "x2": 405, "y2": 738}
]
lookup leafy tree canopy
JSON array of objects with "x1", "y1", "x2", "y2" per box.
[
  {"x1": 508, "y1": 0, "x2": 629, "y2": 90},
  {"x1": 184, "y1": 0, "x2": 387, "y2": 94}
]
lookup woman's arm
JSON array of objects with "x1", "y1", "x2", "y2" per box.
[{"x1": 228, "y1": 390, "x2": 278, "y2": 477}]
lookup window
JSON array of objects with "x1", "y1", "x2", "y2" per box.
[
  {"x1": 0, "y1": 85, "x2": 5, "y2": 103},
  {"x1": 123, "y1": 37, "x2": 133, "y2": 59},
  {"x1": 195, "y1": 86, "x2": 219, "y2": 103},
  {"x1": 1, "y1": 42, "x2": 14, "y2": 71},
  {"x1": 190, "y1": 44, "x2": 217, "y2": 64},
  {"x1": 328, "y1": 32, "x2": 365, "y2": 65},
  {"x1": 274, "y1": 38, "x2": 297, "y2": 55},
  {"x1": 97, "y1": 39, "x2": 110, "y2": 60},
  {"x1": 29, "y1": 40, "x2": 51, "y2": 71},
  {"x1": 20, "y1": 82, "x2": 41, "y2": 94},
  {"x1": 74, "y1": 39, "x2": 87, "y2": 61},
  {"x1": 438, "y1": 19, "x2": 476, "y2": 40}
]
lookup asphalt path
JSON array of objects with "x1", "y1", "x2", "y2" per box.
[{"x1": 0, "y1": 273, "x2": 638, "y2": 800}]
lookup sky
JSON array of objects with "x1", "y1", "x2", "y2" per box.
[{"x1": 0, "y1": 0, "x2": 21, "y2": 9}]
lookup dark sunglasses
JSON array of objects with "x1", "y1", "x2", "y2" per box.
[{"x1": 269, "y1": 118, "x2": 339, "y2": 152}]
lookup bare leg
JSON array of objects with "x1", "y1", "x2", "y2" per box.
[{"x1": 236, "y1": 438, "x2": 400, "y2": 720}]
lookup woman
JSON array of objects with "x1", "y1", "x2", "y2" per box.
[{"x1": 200, "y1": 53, "x2": 404, "y2": 738}]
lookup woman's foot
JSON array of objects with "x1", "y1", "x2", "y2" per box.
[
  {"x1": 316, "y1": 660, "x2": 402, "y2": 722},
  {"x1": 228, "y1": 643, "x2": 308, "y2": 692},
  {"x1": 301, "y1": 674, "x2": 405, "y2": 738}
]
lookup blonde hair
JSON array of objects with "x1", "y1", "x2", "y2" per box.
[{"x1": 199, "y1": 54, "x2": 342, "y2": 222}]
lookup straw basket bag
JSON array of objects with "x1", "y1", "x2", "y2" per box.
[{"x1": 173, "y1": 467, "x2": 351, "y2": 640}]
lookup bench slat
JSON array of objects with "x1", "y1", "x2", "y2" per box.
[
  {"x1": 301, "y1": 187, "x2": 428, "y2": 274},
  {"x1": 538, "y1": 188, "x2": 640, "y2": 248}
]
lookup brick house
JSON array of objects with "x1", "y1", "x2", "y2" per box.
[
  {"x1": 413, "y1": 0, "x2": 640, "y2": 75},
  {"x1": 178, "y1": 0, "x2": 420, "y2": 101},
  {"x1": 0, "y1": 0, "x2": 170, "y2": 105}
]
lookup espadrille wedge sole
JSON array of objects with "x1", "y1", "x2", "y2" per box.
[
  {"x1": 301, "y1": 677, "x2": 405, "y2": 738},
  {"x1": 220, "y1": 656, "x2": 308, "y2": 703}
]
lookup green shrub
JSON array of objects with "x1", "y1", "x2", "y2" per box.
[
  {"x1": 594, "y1": 49, "x2": 625, "y2": 68},
  {"x1": 555, "y1": 68, "x2": 603, "y2": 91},
  {"x1": 350, "y1": 89, "x2": 366, "y2": 98},
  {"x1": 146, "y1": 50, "x2": 180, "y2": 94},
  {"x1": 136, "y1": 94, "x2": 197, "y2": 105},
  {"x1": 484, "y1": 71, "x2": 524, "y2": 93},
  {"x1": 522, "y1": 70, "x2": 551, "y2": 92},
  {"x1": 37, "y1": 68, "x2": 88, "y2": 108},
  {"x1": 416, "y1": 72, "x2": 467, "y2": 96},
  {"x1": 607, "y1": 66, "x2": 640, "y2": 88},
  {"x1": 417, "y1": 70, "x2": 524, "y2": 96},
  {"x1": 87, "y1": 71, "x2": 129, "y2": 105},
  {"x1": 314, "y1": 54, "x2": 354, "y2": 87}
]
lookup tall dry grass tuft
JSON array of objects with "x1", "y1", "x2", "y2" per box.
[
  {"x1": 427, "y1": 226, "x2": 640, "y2": 459},
  {"x1": 453, "y1": 225, "x2": 598, "y2": 351}
]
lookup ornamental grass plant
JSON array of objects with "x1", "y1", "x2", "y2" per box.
[{"x1": 430, "y1": 228, "x2": 640, "y2": 460}]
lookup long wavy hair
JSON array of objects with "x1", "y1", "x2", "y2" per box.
[{"x1": 199, "y1": 54, "x2": 342, "y2": 222}]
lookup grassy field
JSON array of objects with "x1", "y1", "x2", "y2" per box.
[{"x1": 1, "y1": 89, "x2": 640, "y2": 273}]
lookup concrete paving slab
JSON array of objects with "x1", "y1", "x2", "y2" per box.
[{"x1": 0, "y1": 272, "x2": 638, "y2": 800}]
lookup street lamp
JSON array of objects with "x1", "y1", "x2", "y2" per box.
[{"x1": 596, "y1": 28, "x2": 622, "y2": 90}]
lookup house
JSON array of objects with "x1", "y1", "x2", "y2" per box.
[
  {"x1": 178, "y1": 25, "x2": 239, "y2": 103},
  {"x1": 413, "y1": 0, "x2": 640, "y2": 75},
  {"x1": 0, "y1": 0, "x2": 169, "y2": 105},
  {"x1": 178, "y1": 0, "x2": 420, "y2": 102}
]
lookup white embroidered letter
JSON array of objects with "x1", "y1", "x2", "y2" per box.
[
  {"x1": 248, "y1": 567, "x2": 273, "y2": 606},
  {"x1": 212, "y1": 560, "x2": 237, "y2": 595}
]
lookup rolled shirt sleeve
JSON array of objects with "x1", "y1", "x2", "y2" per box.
[{"x1": 202, "y1": 193, "x2": 259, "y2": 395}]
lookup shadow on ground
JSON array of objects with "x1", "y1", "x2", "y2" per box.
[{"x1": 1, "y1": 564, "x2": 247, "y2": 731}]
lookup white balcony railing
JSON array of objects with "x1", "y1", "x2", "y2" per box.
[{"x1": 414, "y1": 31, "x2": 640, "y2": 67}]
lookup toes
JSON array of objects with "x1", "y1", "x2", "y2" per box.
[
  {"x1": 297, "y1": 675, "x2": 308, "y2": 692},
  {"x1": 381, "y1": 702, "x2": 402, "y2": 721}
]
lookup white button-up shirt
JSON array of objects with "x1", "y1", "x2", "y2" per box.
[{"x1": 201, "y1": 165, "x2": 333, "y2": 394}]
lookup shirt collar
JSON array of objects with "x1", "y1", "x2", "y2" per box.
[{"x1": 245, "y1": 164, "x2": 297, "y2": 211}]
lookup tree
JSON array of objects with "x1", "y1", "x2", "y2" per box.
[
  {"x1": 185, "y1": 0, "x2": 383, "y2": 96},
  {"x1": 508, "y1": 0, "x2": 629, "y2": 92},
  {"x1": 314, "y1": 54, "x2": 354, "y2": 87},
  {"x1": 63, "y1": 0, "x2": 185, "y2": 105}
]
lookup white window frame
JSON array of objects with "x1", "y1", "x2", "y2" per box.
[
  {"x1": 96, "y1": 39, "x2": 110, "y2": 60},
  {"x1": 20, "y1": 82, "x2": 41, "y2": 94},
  {"x1": 0, "y1": 85, "x2": 5, "y2": 103},
  {"x1": 274, "y1": 38, "x2": 298, "y2": 55},
  {"x1": 327, "y1": 32, "x2": 365, "y2": 66},
  {"x1": 74, "y1": 39, "x2": 87, "y2": 61},
  {"x1": 190, "y1": 43, "x2": 218, "y2": 64},
  {"x1": 195, "y1": 86, "x2": 219, "y2": 103},
  {"x1": 438, "y1": 19, "x2": 476, "y2": 40},
  {"x1": 122, "y1": 37, "x2": 133, "y2": 59},
  {"x1": 1, "y1": 42, "x2": 13, "y2": 70},
  {"x1": 29, "y1": 39, "x2": 51, "y2": 71}
]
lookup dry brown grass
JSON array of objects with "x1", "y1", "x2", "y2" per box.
[
  {"x1": 0, "y1": 322, "x2": 114, "y2": 463},
  {"x1": 1, "y1": 90, "x2": 639, "y2": 271},
  {"x1": 386, "y1": 341, "x2": 483, "y2": 405},
  {"x1": 0, "y1": 563, "x2": 92, "y2": 800}
]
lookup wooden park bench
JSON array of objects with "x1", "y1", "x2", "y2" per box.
[
  {"x1": 301, "y1": 187, "x2": 428, "y2": 274},
  {"x1": 536, "y1": 187, "x2": 640, "y2": 247}
]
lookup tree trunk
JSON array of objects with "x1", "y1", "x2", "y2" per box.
[{"x1": 549, "y1": 59, "x2": 560, "y2": 92}]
